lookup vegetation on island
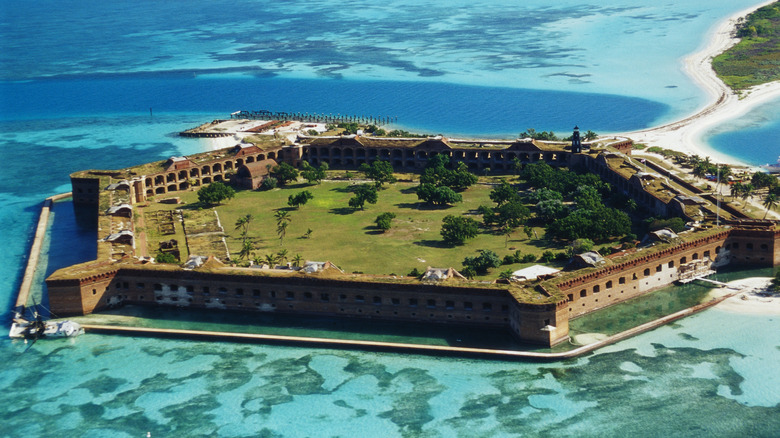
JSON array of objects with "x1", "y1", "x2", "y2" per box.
[{"x1": 713, "y1": 1, "x2": 780, "y2": 91}]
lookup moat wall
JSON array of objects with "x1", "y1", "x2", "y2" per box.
[{"x1": 47, "y1": 268, "x2": 570, "y2": 346}]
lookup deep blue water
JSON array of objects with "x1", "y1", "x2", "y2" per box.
[
  {"x1": 1, "y1": 0, "x2": 779, "y2": 435},
  {"x1": 0, "y1": 76, "x2": 668, "y2": 137}
]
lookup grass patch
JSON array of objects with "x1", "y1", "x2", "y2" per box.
[
  {"x1": 166, "y1": 181, "x2": 563, "y2": 279},
  {"x1": 713, "y1": 2, "x2": 780, "y2": 90}
]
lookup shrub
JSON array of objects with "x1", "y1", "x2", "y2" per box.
[
  {"x1": 375, "y1": 212, "x2": 396, "y2": 231},
  {"x1": 521, "y1": 254, "x2": 537, "y2": 263},
  {"x1": 462, "y1": 250, "x2": 502, "y2": 275},
  {"x1": 260, "y1": 177, "x2": 278, "y2": 191}
]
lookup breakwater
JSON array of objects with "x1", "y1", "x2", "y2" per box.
[{"x1": 13, "y1": 193, "x2": 71, "y2": 318}]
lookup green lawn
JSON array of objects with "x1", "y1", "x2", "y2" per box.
[{"x1": 172, "y1": 181, "x2": 564, "y2": 279}]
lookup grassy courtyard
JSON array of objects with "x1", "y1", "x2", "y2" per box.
[{"x1": 167, "y1": 180, "x2": 564, "y2": 279}]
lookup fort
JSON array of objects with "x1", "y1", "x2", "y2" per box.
[{"x1": 47, "y1": 120, "x2": 780, "y2": 348}]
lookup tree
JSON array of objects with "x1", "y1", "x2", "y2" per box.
[
  {"x1": 274, "y1": 210, "x2": 292, "y2": 245},
  {"x1": 197, "y1": 181, "x2": 235, "y2": 206},
  {"x1": 277, "y1": 249, "x2": 289, "y2": 265},
  {"x1": 574, "y1": 185, "x2": 602, "y2": 211},
  {"x1": 288, "y1": 190, "x2": 314, "y2": 209},
  {"x1": 292, "y1": 254, "x2": 303, "y2": 267},
  {"x1": 271, "y1": 162, "x2": 299, "y2": 185},
  {"x1": 237, "y1": 240, "x2": 254, "y2": 261},
  {"x1": 584, "y1": 130, "x2": 598, "y2": 141},
  {"x1": 416, "y1": 183, "x2": 462, "y2": 206},
  {"x1": 537, "y1": 199, "x2": 567, "y2": 222},
  {"x1": 349, "y1": 184, "x2": 378, "y2": 210},
  {"x1": 264, "y1": 253, "x2": 279, "y2": 267},
  {"x1": 496, "y1": 200, "x2": 531, "y2": 228},
  {"x1": 359, "y1": 160, "x2": 396, "y2": 188},
  {"x1": 763, "y1": 193, "x2": 778, "y2": 219},
  {"x1": 440, "y1": 215, "x2": 479, "y2": 245},
  {"x1": 375, "y1": 212, "x2": 396, "y2": 231},
  {"x1": 498, "y1": 269, "x2": 514, "y2": 281},
  {"x1": 303, "y1": 228, "x2": 313, "y2": 239},
  {"x1": 234, "y1": 214, "x2": 253, "y2": 243},
  {"x1": 419, "y1": 155, "x2": 477, "y2": 191},
  {"x1": 462, "y1": 250, "x2": 502, "y2": 275},
  {"x1": 752, "y1": 171, "x2": 777, "y2": 190},
  {"x1": 489, "y1": 181, "x2": 519, "y2": 206},
  {"x1": 301, "y1": 161, "x2": 328, "y2": 184}
]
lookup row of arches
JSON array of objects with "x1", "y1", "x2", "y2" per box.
[
  {"x1": 141, "y1": 151, "x2": 279, "y2": 197},
  {"x1": 301, "y1": 146, "x2": 569, "y2": 170}
]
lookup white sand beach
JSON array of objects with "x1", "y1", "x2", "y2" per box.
[
  {"x1": 620, "y1": 0, "x2": 780, "y2": 165},
  {"x1": 712, "y1": 277, "x2": 780, "y2": 315}
]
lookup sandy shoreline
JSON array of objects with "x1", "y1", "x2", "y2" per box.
[
  {"x1": 619, "y1": 0, "x2": 780, "y2": 166},
  {"x1": 712, "y1": 277, "x2": 780, "y2": 315}
]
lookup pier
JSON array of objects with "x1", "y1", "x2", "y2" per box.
[{"x1": 229, "y1": 110, "x2": 397, "y2": 125}]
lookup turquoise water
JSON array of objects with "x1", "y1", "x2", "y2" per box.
[{"x1": 1, "y1": 0, "x2": 780, "y2": 435}]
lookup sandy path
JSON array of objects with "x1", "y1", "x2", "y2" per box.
[{"x1": 619, "y1": 1, "x2": 780, "y2": 165}]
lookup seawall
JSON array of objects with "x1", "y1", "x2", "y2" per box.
[
  {"x1": 78, "y1": 287, "x2": 741, "y2": 361},
  {"x1": 13, "y1": 193, "x2": 71, "y2": 317}
]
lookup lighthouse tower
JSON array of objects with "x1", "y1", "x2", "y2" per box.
[{"x1": 571, "y1": 126, "x2": 582, "y2": 153}]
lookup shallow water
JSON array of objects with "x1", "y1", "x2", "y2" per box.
[{"x1": 1, "y1": 1, "x2": 780, "y2": 435}]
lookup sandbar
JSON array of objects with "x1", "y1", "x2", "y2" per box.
[{"x1": 620, "y1": 0, "x2": 780, "y2": 166}]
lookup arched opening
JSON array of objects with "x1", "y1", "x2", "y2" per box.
[
  {"x1": 145, "y1": 178, "x2": 153, "y2": 187},
  {"x1": 154, "y1": 175, "x2": 165, "y2": 185},
  {"x1": 155, "y1": 187, "x2": 166, "y2": 194},
  {"x1": 190, "y1": 168, "x2": 199, "y2": 177},
  {"x1": 167, "y1": 173, "x2": 176, "y2": 183},
  {"x1": 178, "y1": 170, "x2": 188, "y2": 180},
  {"x1": 179, "y1": 182, "x2": 189, "y2": 190},
  {"x1": 202, "y1": 165, "x2": 211, "y2": 175},
  {"x1": 213, "y1": 163, "x2": 222, "y2": 173},
  {"x1": 202, "y1": 177, "x2": 212, "y2": 184},
  {"x1": 167, "y1": 184, "x2": 177, "y2": 192}
]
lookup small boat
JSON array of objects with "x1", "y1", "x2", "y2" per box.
[
  {"x1": 9, "y1": 304, "x2": 83, "y2": 341},
  {"x1": 762, "y1": 156, "x2": 780, "y2": 174},
  {"x1": 9, "y1": 319, "x2": 84, "y2": 339}
]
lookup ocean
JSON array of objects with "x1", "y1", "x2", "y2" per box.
[{"x1": 1, "y1": 0, "x2": 779, "y2": 436}]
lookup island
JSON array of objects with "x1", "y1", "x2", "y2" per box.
[{"x1": 40, "y1": 120, "x2": 779, "y2": 352}]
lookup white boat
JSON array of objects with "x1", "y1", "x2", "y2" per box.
[
  {"x1": 9, "y1": 318, "x2": 83, "y2": 339},
  {"x1": 762, "y1": 156, "x2": 780, "y2": 174}
]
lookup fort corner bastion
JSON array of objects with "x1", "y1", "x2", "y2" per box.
[{"x1": 48, "y1": 123, "x2": 780, "y2": 348}]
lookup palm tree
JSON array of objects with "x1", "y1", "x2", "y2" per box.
[
  {"x1": 292, "y1": 254, "x2": 303, "y2": 267},
  {"x1": 763, "y1": 193, "x2": 778, "y2": 219},
  {"x1": 264, "y1": 253, "x2": 279, "y2": 268},
  {"x1": 237, "y1": 240, "x2": 254, "y2": 260},
  {"x1": 234, "y1": 214, "x2": 253, "y2": 243},
  {"x1": 277, "y1": 249, "x2": 289, "y2": 265},
  {"x1": 277, "y1": 221, "x2": 289, "y2": 245},
  {"x1": 742, "y1": 183, "x2": 754, "y2": 206},
  {"x1": 304, "y1": 228, "x2": 313, "y2": 239},
  {"x1": 274, "y1": 210, "x2": 292, "y2": 245}
]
